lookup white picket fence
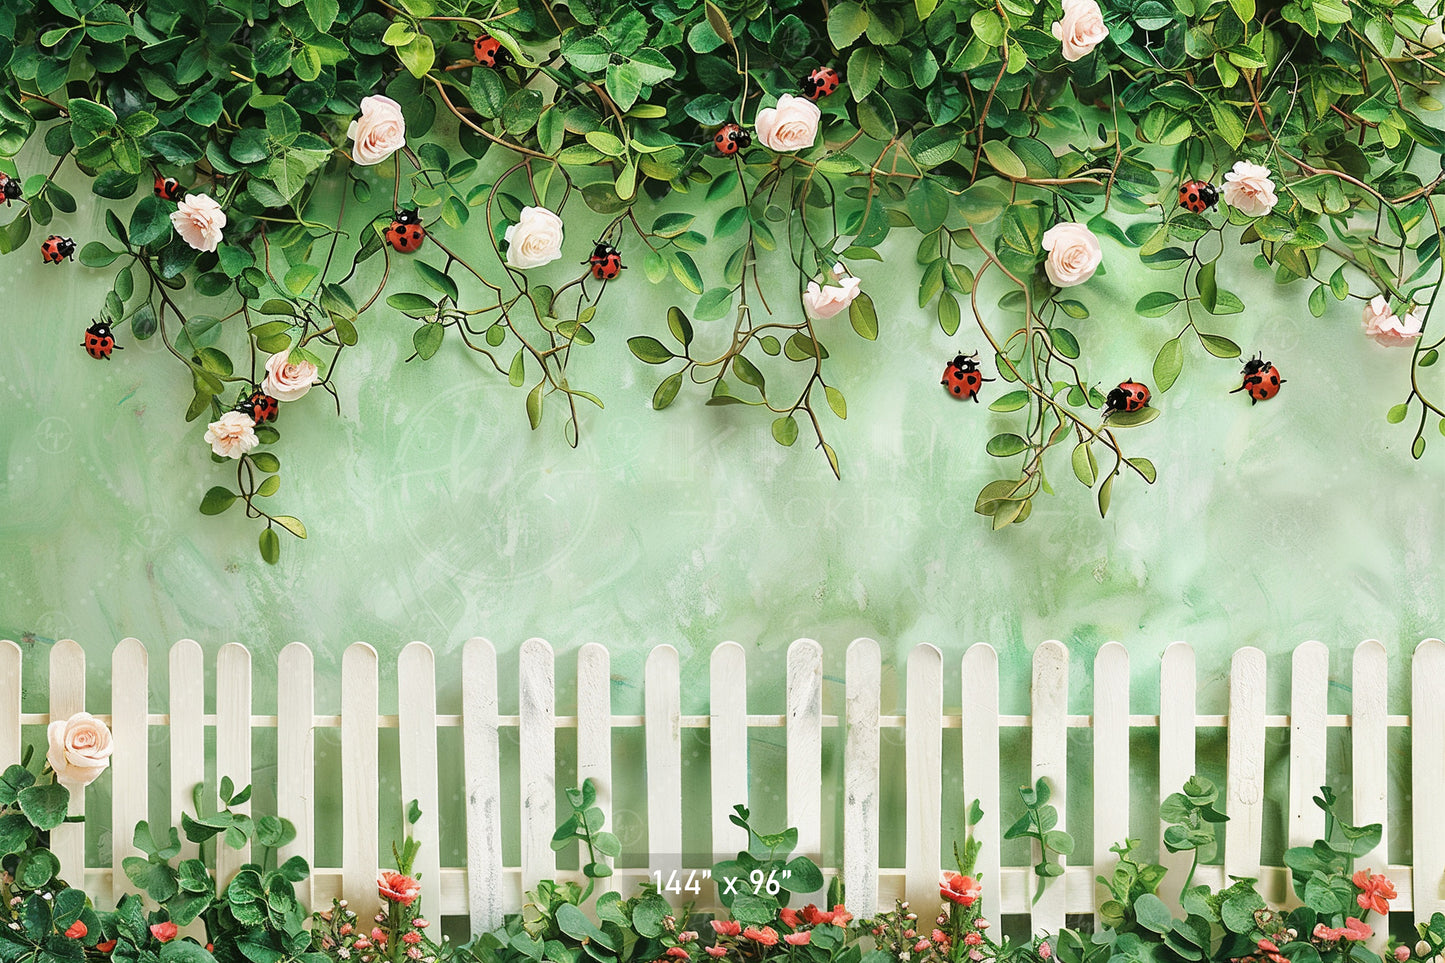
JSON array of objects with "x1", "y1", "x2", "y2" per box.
[{"x1": 2, "y1": 637, "x2": 1443, "y2": 940}]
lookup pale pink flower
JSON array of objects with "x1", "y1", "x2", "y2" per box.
[
  {"x1": 1041, "y1": 222, "x2": 1102, "y2": 287},
  {"x1": 204, "y1": 410, "x2": 258, "y2": 460},
  {"x1": 347, "y1": 95, "x2": 407, "y2": 166},
  {"x1": 803, "y1": 272, "x2": 862, "y2": 320},
  {"x1": 170, "y1": 193, "x2": 227, "y2": 252},
  {"x1": 754, "y1": 95, "x2": 821, "y2": 153},
  {"x1": 1221, "y1": 161, "x2": 1278, "y2": 216},
  {"x1": 1052, "y1": 0, "x2": 1109, "y2": 61},
  {"x1": 1362, "y1": 296, "x2": 1424, "y2": 347},
  {"x1": 262, "y1": 352, "x2": 321, "y2": 402},
  {"x1": 504, "y1": 207, "x2": 565, "y2": 269},
  {"x1": 46, "y1": 712, "x2": 114, "y2": 788}
]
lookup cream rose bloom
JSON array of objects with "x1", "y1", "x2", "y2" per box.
[
  {"x1": 1363, "y1": 295, "x2": 1424, "y2": 347},
  {"x1": 504, "y1": 206, "x2": 565, "y2": 269},
  {"x1": 262, "y1": 352, "x2": 321, "y2": 402},
  {"x1": 754, "y1": 95, "x2": 821, "y2": 153},
  {"x1": 803, "y1": 273, "x2": 862, "y2": 319},
  {"x1": 170, "y1": 193, "x2": 226, "y2": 253},
  {"x1": 1052, "y1": 0, "x2": 1110, "y2": 61},
  {"x1": 204, "y1": 410, "x2": 259, "y2": 459},
  {"x1": 1221, "y1": 160, "x2": 1278, "y2": 216},
  {"x1": 1041, "y1": 222, "x2": 1102, "y2": 287},
  {"x1": 347, "y1": 95, "x2": 407, "y2": 166},
  {"x1": 47, "y1": 712, "x2": 114, "y2": 789}
]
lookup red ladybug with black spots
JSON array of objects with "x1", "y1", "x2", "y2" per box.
[
  {"x1": 154, "y1": 175, "x2": 185, "y2": 201},
  {"x1": 1178, "y1": 179, "x2": 1220, "y2": 214},
  {"x1": 239, "y1": 390, "x2": 279, "y2": 423},
  {"x1": 82, "y1": 321, "x2": 121, "y2": 360},
  {"x1": 1104, "y1": 379, "x2": 1151, "y2": 417},
  {"x1": 41, "y1": 235, "x2": 75, "y2": 264},
  {"x1": 0, "y1": 172, "x2": 21, "y2": 205},
  {"x1": 941, "y1": 352, "x2": 993, "y2": 402},
  {"x1": 801, "y1": 67, "x2": 841, "y2": 101},
  {"x1": 585, "y1": 241, "x2": 624, "y2": 281},
  {"x1": 713, "y1": 123, "x2": 751, "y2": 157},
  {"x1": 384, "y1": 209, "x2": 425, "y2": 254},
  {"x1": 1230, "y1": 355, "x2": 1285, "y2": 403},
  {"x1": 473, "y1": 34, "x2": 512, "y2": 68}
]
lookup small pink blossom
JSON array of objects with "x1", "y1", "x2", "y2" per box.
[
  {"x1": 710, "y1": 921, "x2": 741, "y2": 938},
  {"x1": 170, "y1": 193, "x2": 227, "y2": 252},
  {"x1": 784, "y1": 933, "x2": 810, "y2": 947},
  {"x1": 705, "y1": 948, "x2": 727, "y2": 959}
]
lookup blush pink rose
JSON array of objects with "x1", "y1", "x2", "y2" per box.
[
  {"x1": 347, "y1": 95, "x2": 407, "y2": 166},
  {"x1": 1221, "y1": 161, "x2": 1278, "y2": 216},
  {"x1": 262, "y1": 352, "x2": 321, "y2": 402},
  {"x1": 504, "y1": 206, "x2": 565, "y2": 269},
  {"x1": 1362, "y1": 296, "x2": 1423, "y2": 347},
  {"x1": 170, "y1": 193, "x2": 226, "y2": 253},
  {"x1": 204, "y1": 410, "x2": 259, "y2": 459},
  {"x1": 1041, "y1": 222, "x2": 1102, "y2": 287},
  {"x1": 46, "y1": 712, "x2": 114, "y2": 789},
  {"x1": 1052, "y1": 0, "x2": 1109, "y2": 61},
  {"x1": 803, "y1": 272, "x2": 862, "y2": 319},
  {"x1": 754, "y1": 95, "x2": 821, "y2": 153}
]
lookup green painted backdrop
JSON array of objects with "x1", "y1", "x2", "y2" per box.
[{"x1": 0, "y1": 130, "x2": 1440, "y2": 888}]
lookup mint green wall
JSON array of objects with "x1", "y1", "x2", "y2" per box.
[{"x1": 0, "y1": 137, "x2": 1440, "y2": 879}]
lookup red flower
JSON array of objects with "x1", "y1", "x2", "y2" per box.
[
  {"x1": 705, "y1": 949, "x2": 727, "y2": 959},
  {"x1": 379, "y1": 871, "x2": 422, "y2": 908},
  {"x1": 801, "y1": 905, "x2": 832, "y2": 926},
  {"x1": 402, "y1": 932, "x2": 422, "y2": 946},
  {"x1": 1343, "y1": 918, "x2": 1374, "y2": 942},
  {"x1": 1257, "y1": 940, "x2": 1280, "y2": 954},
  {"x1": 931, "y1": 930, "x2": 950, "y2": 947},
  {"x1": 743, "y1": 927, "x2": 779, "y2": 947},
  {"x1": 711, "y1": 921, "x2": 741, "y2": 938},
  {"x1": 783, "y1": 933, "x2": 810, "y2": 947},
  {"x1": 1353, "y1": 870, "x2": 1397, "y2": 915},
  {"x1": 964, "y1": 933, "x2": 983, "y2": 946},
  {"x1": 941, "y1": 873, "x2": 982, "y2": 907},
  {"x1": 830, "y1": 905, "x2": 852, "y2": 926},
  {"x1": 95, "y1": 941, "x2": 116, "y2": 953},
  {"x1": 666, "y1": 948, "x2": 689, "y2": 959},
  {"x1": 64, "y1": 921, "x2": 87, "y2": 939},
  {"x1": 779, "y1": 908, "x2": 800, "y2": 930},
  {"x1": 150, "y1": 923, "x2": 179, "y2": 943}
]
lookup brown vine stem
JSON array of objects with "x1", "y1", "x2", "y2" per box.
[
  {"x1": 426, "y1": 75, "x2": 553, "y2": 160},
  {"x1": 969, "y1": 59, "x2": 1009, "y2": 182}
]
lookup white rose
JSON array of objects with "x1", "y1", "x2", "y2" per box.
[
  {"x1": 347, "y1": 95, "x2": 407, "y2": 166},
  {"x1": 1363, "y1": 295, "x2": 1424, "y2": 347},
  {"x1": 262, "y1": 352, "x2": 321, "y2": 402},
  {"x1": 46, "y1": 712, "x2": 113, "y2": 789},
  {"x1": 1221, "y1": 160, "x2": 1278, "y2": 217},
  {"x1": 504, "y1": 206, "x2": 565, "y2": 269},
  {"x1": 1041, "y1": 222, "x2": 1102, "y2": 287},
  {"x1": 169, "y1": 193, "x2": 226, "y2": 253},
  {"x1": 754, "y1": 95, "x2": 821, "y2": 153},
  {"x1": 204, "y1": 410, "x2": 259, "y2": 459},
  {"x1": 803, "y1": 273, "x2": 862, "y2": 319},
  {"x1": 1052, "y1": 0, "x2": 1110, "y2": 61}
]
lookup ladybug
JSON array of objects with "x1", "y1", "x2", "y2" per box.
[
  {"x1": 473, "y1": 34, "x2": 512, "y2": 68},
  {"x1": 384, "y1": 209, "x2": 425, "y2": 254},
  {"x1": 801, "y1": 66, "x2": 841, "y2": 101},
  {"x1": 713, "y1": 123, "x2": 751, "y2": 157},
  {"x1": 41, "y1": 235, "x2": 75, "y2": 264},
  {"x1": 154, "y1": 175, "x2": 184, "y2": 201},
  {"x1": 941, "y1": 352, "x2": 993, "y2": 402},
  {"x1": 238, "y1": 390, "x2": 279, "y2": 423},
  {"x1": 0, "y1": 172, "x2": 21, "y2": 205},
  {"x1": 1231, "y1": 355, "x2": 1285, "y2": 404},
  {"x1": 1178, "y1": 179, "x2": 1220, "y2": 214},
  {"x1": 585, "y1": 241, "x2": 624, "y2": 281},
  {"x1": 82, "y1": 321, "x2": 121, "y2": 360},
  {"x1": 1104, "y1": 379, "x2": 1151, "y2": 417}
]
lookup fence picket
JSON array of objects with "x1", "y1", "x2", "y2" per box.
[
  {"x1": 519, "y1": 638, "x2": 556, "y2": 891},
  {"x1": 277, "y1": 642, "x2": 315, "y2": 908},
  {"x1": 1030, "y1": 641, "x2": 1069, "y2": 935},
  {"x1": 1412, "y1": 639, "x2": 1445, "y2": 922},
  {"x1": 1157, "y1": 642, "x2": 1196, "y2": 908},
  {"x1": 961, "y1": 644, "x2": 1000, "y2": 923},
  {"x1": 1288, "y1": 642, "x2": 1328, "y2": 848},
  {"x1": 342, "y1": 643, "x2": 380, "y2": 921},
  {"x1": 906, "y1": 644, "x2": 943, "y2": 910},
  {"x1": 111, "y1": 638, "x2": 148, "y2": 903},
  {"x1": 399, "y1": 642, "x2": 442, "y2": 916},
  {"x1": 462, "y1": 639, "x2": 504, "y2": 933},
  {"x1": 645, "y1": 645, "x2": 682, "y2": 868},
  {"x1": 0, "y1": 641, "x2": 19, "y2": 769},
  {"x1": 1224, "y1": 648, "x2": 1266, "y2": 883},
  {"x1": 170, "y1": 640, "x2": 205, "y2": 861},
  {"x1": 1093, "y1": 643, "x2": 1129, "y2": 922},
  {"x1": 1353, "y1": 640, "x2": 1388, "y2": 949},
  {"x1": 49, "y1": 640, "x2": 86, "y2": 886},
  {"x1": 577, "y1": 644, "x2": 613, "y2": 880},
  {"x1": 843, "y1": 638, "x2": 880, "y2": 914},
  {"x1": 788, "y1": 639, "x2": 824, "y2": 877},
  {"x1": 216, "y1": 643, "x2": 252, "y2": 889},
  {"x1": 711, "y1": 642, "x2": 748, "y2": 861}
]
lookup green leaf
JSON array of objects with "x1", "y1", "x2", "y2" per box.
[
  {"x1": 273, "y1": 516, "x2": 307, "y2": 539},
  {"x1": 80, "y1": 241, "x2": 119, "y2": 267},
  {"x1": 399, "y1": 34, "x2": 435, "y2": 78},
  {"x1": 771, "y1": 416, "x2": 799, "y2": 446},
  {"x1": 849, "y1": 293, "x2": 879, "y2": 340},
  {"x1": 906, "y1": 179, "x2": 950, "y2": 233},
  {"x1": 526, "y1": 382, "x2": 544, "y2": 429},
  {"x1": 829, "y1": 1, "x2": 870, "y2": 46},
  {"x1": 1072, "y1": 443, "x2": 1097, "y2": 486},
  {"x1": 628, "y1": 337, "x2": 674, "y2": 364},
  {"x1": 199, "y1": 487, "x2": 238, "y2": 515},
  {"x1": 1387, "y1": 403, "x2": 1409, "y2": 424},
  {"x1": 1198, "y1": 333, "x2": 1241, "y2": 358},
  {"x1": 1136, "y1": 291, "x2": 1182, "y2": 317},
  {"x1": 1107, "y1": 407, "x2": 1161, "y2": 428},
  {"x1": 1127, "y1": 457, "x2": 1157, "y2": 483},
  {"x1": 653, "y1": 372, "x2": 683, "y2": 410},
  {"x1": 413, "y1": 323, "x2": 444, "y2": 360},
  {"x1": 825, "y1": 386, "x2": 847, "y2": 419},
  {"x1": 1153, "y1": 338, "x2": 1184, "y2": 391},
  {"x1": 605, "y1": 62, "x2": 643, "y2": 111},
  {"x1": 732, "y1": 355, "x2": 765, "y2": 392},
  {"x1": 981, "y1": 140, "x2": 1027, "y2": 179},
  {"x1": 986, "y1": 433, "x2": 1028, "y2": 457},
  {"x1": 67, "y1": 98, "x2": 117, "y2": 133},
  {"x1": 916, "y1": 0, "x2": 940, "y2": 19},
  {"x1": 17, "y1": 784, "x2": 69, "y2": 830},
  {"x1": 671, "y1": 252, "x2": 704, "y2": 294},
  {"x1": 989, "y1": 390, "x2": 1029, "y2": 412}
]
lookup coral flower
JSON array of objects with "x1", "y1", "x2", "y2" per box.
[
  {"x1": 784, "y1": 933, "x2": 811, "y2": 947},
  {"x1": 711, "y1": 921, "x2": 741, "y2": 937},
  {"x1": 779, "y1": 908, "x2": 800, "y2": 930},
  {"x1": 1354, "y1": 869, "x2": 1397, "y2": 915},
  {"x1": 1343, "y1": 918, "x2": 1374, "y2": 942},
  {"x1": 941, "y1": 873, "x2": 982, "y2": 907},
  {"x1": 830, "y1": 905, "x2": 852, "y2": 926},
  {"x1": 705, "y1": 949, "x2": 727, "y2": 959},
  {"x1": 150, "y1": 923, "x2": 179, "y2": 943},
  {"x1": 743, "y1": 927, "x2": 779, "y2": 947},
  {"x1": 64, "y1": 921, "x2": 87, "y2": 939},
  {"x1": 379, "y1": 871, "x2": 421, "y2": 907}
]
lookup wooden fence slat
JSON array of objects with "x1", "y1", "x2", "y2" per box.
[
  {"x1": 1031, "y1": 641, "x2": 1069, "y2": 936},
  {"x1": 1353, "y1": 640, "x2": 1388, "y2": 950},
  {"x1": 905, "y1": 643, "x2": 943, "y2": 910},
  {"x1": 1093, "y1": 642, "x2": 1129, "y2": 923},
  {"x1": 520, "y1": 638, "x2": 556, "y2": 891},
  {"x1": 961, "y1": 644, "x2": 1001, "y2": 923},
  {"x1": 0, "y1": 641, "x2": 20, "y2": 768},
  {"x1": 49, "y1": 640, "x2": 86, "y2": 886},
  {"x1": 216, "y1": 643, "x2": 252, "y2": 890},
  {"x1": 710, "y1": 642, "x2": 748, "y2": 859},
  {"x1": 399, "y1": 642, "x2": 442, "y2": 917},
  {"x1": 788, "y1": 639, "x2": 824, "y2": 879},
  {"x1": 843, "y1": 638, "x2": 880, "y2": 915},
  {"x1": 1157, "y1": 642, "x2": 1196, "y2": 909},
  {"x1": 111, "y1": 638, "x2": 148, "y2": 904},
  {"x1": 170, "y1": 640, "x2": 205, "y2": 861},
  {"x1": 1413, "y1": 639, "x2": 1445, "y2": 922},
  {"x1": 277, "y1": 642, "x2": 314, "y2": 909},
  {"x1": 462, "y1": 638, "x2": 503, "y2": 934},
  {"x1": 1288, "y1": 642, "x2": 1328, "y2": 848},
  {"x1": 645, "y1": 645, "x2": 682, "y2": 867},
  {"x1": 341, "y1": 643, "x2": 380, "y2": 921},
  {"x1": 577, "y1": 644, "x2": 613, "y2": 881},
  {"x1": 1224, "y1": 648, "x2": 1266, "y2": 882}
]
